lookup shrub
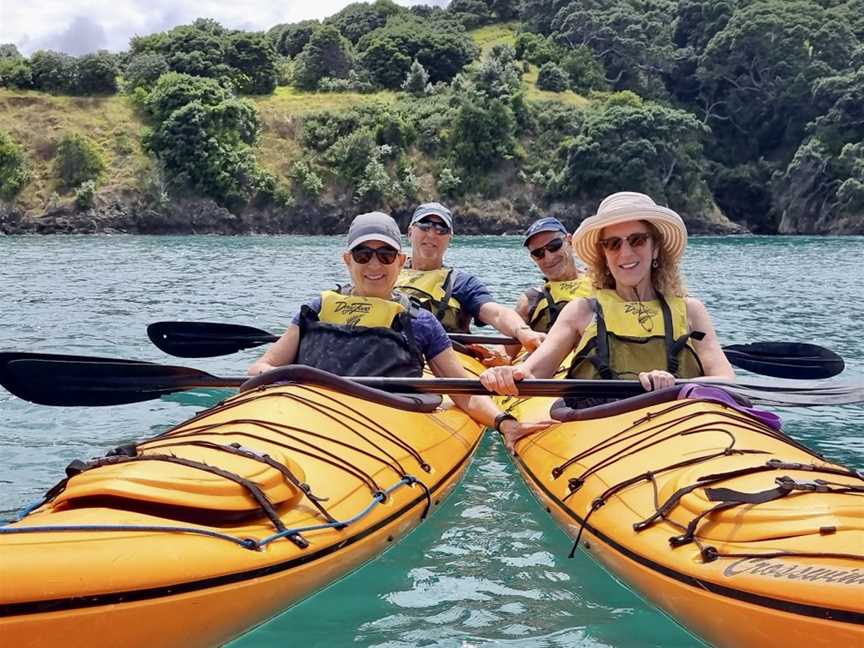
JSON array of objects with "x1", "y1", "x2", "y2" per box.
[
  {"x1": 536, "y1": 62, "x2": 569, "y2": 92},
  {"x1": 0, "y1": 57, "x2": 33, "y2": 89},
  {"x1": 76, "y1": 51, "x2": 120, "y2": 94},
  {"x1": 0, "y1": 131, "x2": 31, "y2": 200},
  {"x1": 74, "y1": 180, "x2": 97, "y2": 209},
  {"x1": 293, "y1": 26, "x2": 354, "y2": 90},
  {"x1": 288, "y1": 160, "x2": 324, "y2": 198},
  {"x1": 54, "y1": 133, "x2": 106, "y2": 191},
  {"x1": 438, "y1": 166, "x2": 461, "y2": 195},
  {"x1": 124, "y1": 53, "x2": 169, "y2": 92},
  {"x1": 402, "y1": 59, "x2": 429, "y2": 96}
]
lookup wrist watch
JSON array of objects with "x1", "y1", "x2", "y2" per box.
[{"x1": 494, "y1": 412, "x2": 517, "y2": 433}]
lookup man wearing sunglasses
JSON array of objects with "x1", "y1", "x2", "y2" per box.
[
  {"x1": 249, "y1": 212, "x2": 552, "y2": 437},
  {"x1": 397, "y1": 202, "x2": 545, "y2": 353},
  {"x1": 513, "y1": 217, "x2": 592, "y2": 336}
]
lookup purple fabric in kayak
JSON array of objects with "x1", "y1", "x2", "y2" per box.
[{"x1": 678, "y1": 383, "x2": 783, "y2": 430}]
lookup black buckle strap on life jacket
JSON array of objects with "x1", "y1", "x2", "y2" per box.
[
  {"x1": 433, "y1": 267, "x2": 456, "y2": 323},
  {"x1": 542, "y1": 285, "x2": 563, "y2": 328},
  {"x1": 591, "y1": 298, "x2": 616, "y2": 380},
  {"x1": 397, "y1": 300, "x2": 424, "y2": 367},
  {"x1": 657, "y1": 293, "x2": 705, "y2": 376}
]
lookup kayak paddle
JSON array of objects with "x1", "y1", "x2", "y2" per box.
[
  {"x1": 1, "y1": 353, "x2": 860, "y2": 408},
  {"x1": 146, "y1": 321, "x2": 845, "y2": 379}
]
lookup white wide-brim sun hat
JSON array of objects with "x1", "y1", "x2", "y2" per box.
[{"x1": 573, "y1": 192, "x2": 688, "y2": 267}]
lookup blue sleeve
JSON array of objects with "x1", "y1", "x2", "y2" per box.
[
  {"x1": 411, "y1": 309, "x2": 453, "y2": 360},
  {"x1": 450, "y1": 270, "x2": 494, "y2": 324},
  {"x1": 290, "y1": 296, "x2": 322, "y2": 326}
]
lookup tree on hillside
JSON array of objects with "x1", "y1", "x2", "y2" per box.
[
  {"x1": 697, "y1": 0, "x2": 858, "y2": 164},
  {"x1": 130, "y1": 19, "x2": 232, "y2": 82},
  {"x1": 326, "y1": 1, "x2": 402, "y2": 43},
  {"x1": 146, "y1": 73, "x2": 230, "y2": 123},
  {"x1": 450, "y1": 94, "x2": 517, "y2": 173},
  {"x1": 226, "y1": 32, "x2": 278, "y2": 94},
  {"x1": 402, "y1": 59, "x2": 429, "y2": 96},
  {"x1": 0, "y1": 130, "x2": 31, "y2": 201},
  {"x1": 447, "y1": 0, "x2": 494, "y2": 28},
  {"x1": 292, "y1": 25, "x2": 354, "y2": 90},
  {"x1": 553, "y1": 96, "x2": 711, "y2": 208},
  {"x1": 0, "y1": 57, "x2": 33, "y2": 89},
  {"x1": 0, "y1": 44, "x2": 22, "y2": 59},
  {"x1": 537, "y1": 62, "x2": 569, "y2": 91},
  {"x1": 144, "y1": 72, "x2": 265, "y2": 207},
  {"x1": 358, "y1": 14, "x2": 478, "y2": 89},
  {"x1": 76, "y1": 51, "x2": 119, "y2": 94},
  {"x1": 29, "y1": 50, "x2": 77, "y2": 93},
  {"x1": 268, "y1": 20, "x2": 320, "y2": 57},
  {"x1": 124, "y1": 53, "x2": 169, "y2": 91},
  {"x1": 54, "y1": 133, "x2": 106, "y2": 191},
  {"x1": 551, "y1": 0, "x2": 676, "y2": 99}
]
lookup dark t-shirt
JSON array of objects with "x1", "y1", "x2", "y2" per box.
[
  {"x1": 449, "y1": 269, "x2": 495, "y2": 324},
  {"x1": 292, "y1": 297, "x2": 453, "y2": 360}
]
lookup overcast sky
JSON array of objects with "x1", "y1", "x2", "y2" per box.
[{"x1": 1, "y1": 1, "x2": 448, "y2": 56}]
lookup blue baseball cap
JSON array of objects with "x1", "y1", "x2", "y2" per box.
[
  {"x1": 410, "y1": 202, "x2": 454, "y2": 233},
  {"x1": 523, "y1": 217, "x2": 568, "y2": 246}
]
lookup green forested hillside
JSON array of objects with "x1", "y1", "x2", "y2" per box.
[{"x1": 1, "y1": 1, "x2": 862, "y2": 234}]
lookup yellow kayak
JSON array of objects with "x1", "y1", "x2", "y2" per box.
[
  {"x1": 0, "y1": 360, "x2": 486, "y2": 648},
  {"x1": 504, "y1": 387, "x2": 864, "y2": 648}
]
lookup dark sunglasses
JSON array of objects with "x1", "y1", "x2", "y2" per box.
[
  {"x1": 598, "y1": 232, "x2": 652, "y2": 252},
  {"x1": 351, "y1": 245, "x2": 399, "y2": 265},
  {"x1": 414, "y1": 220, "x2": 451, "y2": 235},
  {"x1": 529, "y1": 237, "x2": 565, "y2": 260}
]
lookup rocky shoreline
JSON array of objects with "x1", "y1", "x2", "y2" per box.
[{"x1": 0, "y1": 193, "x2": 756, "y2": 236}]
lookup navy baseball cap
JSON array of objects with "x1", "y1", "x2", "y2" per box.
[
  {"x1": 523, "y1": 217, "x2": 568, "y2": 246},
  {"x1": 410, "y1": 202, "x2": 454, "y2": 233}
]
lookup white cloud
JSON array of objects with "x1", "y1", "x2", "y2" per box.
[{"x1": 0, "y1": 1, "x2": 442, "y2": 56}]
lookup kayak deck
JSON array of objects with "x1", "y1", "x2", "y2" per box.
[
  {"x1": 506, "y1": 390, "x2": 864, "y2": 648},
  {"x1": 1, "y1": 376, "x2": 485, "y2": 648}
]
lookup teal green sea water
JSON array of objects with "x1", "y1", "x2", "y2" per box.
[{"x1": 1, "y1": 234, "x2": 862, "y2": 647}]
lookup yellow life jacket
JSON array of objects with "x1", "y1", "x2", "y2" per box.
[
  {"x1": 396, "y1": 266, "x2": 470, "y2": 333},
  {"x1": 567, "y1": 289, "x2": 704, "y2": 381},
  {"x1": 527, "y1": 275, "x2": 593, "y2": 333},
  {"x1": 296, "y1": 289, "x2": 424, "y2": 377},
  {"x1": 318, "y1": 291, "x2": 406, "y2": 328}
]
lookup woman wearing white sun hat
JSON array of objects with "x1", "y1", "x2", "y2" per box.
[{"x1": 481, "y1": 192, "x2": 735, "y2": 445}]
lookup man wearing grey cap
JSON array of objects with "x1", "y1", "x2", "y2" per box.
[
  {"x1": 396, "y1": 202, "x2": 545, "y2": 352},
  {"x1": 248, "y1": 212, "x2": 552, "y2": 436},
  {"x1": 514, "y1": 216, "x2": 591, "y2": 335}
]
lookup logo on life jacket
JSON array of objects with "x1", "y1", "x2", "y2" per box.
[
  {"x1": 333, "y1": 300, "x2": 372, "y2": 326},
  {"x1": 624, "y1": 301, "x2": 657, "y2": 332}
]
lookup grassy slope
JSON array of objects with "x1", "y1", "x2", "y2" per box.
[
  {"x1": 2, "y1": 22, "x2": 587, "y2": 212},
  {"x1": 0, "y1": 91, "x2": 148, "y2": 210}
]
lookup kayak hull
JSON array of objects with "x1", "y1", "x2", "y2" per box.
[
  {"x1": 505, "y1": 392, "x2": 864, "y2": 648},
  {"x1": 1, "y1": 369, "x2": 486, "y2": 648}
]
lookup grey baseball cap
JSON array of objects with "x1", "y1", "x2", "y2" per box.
[
  {"x1": 409, "y1": 202, "x2": 454, "y2": 232},
  {"x1": 346, "y1": 212, "x2": 403, "y2": 250}
]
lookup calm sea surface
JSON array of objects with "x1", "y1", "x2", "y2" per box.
[{"x1": 1, "y1": 234, "x2": 862, "y2": 647}]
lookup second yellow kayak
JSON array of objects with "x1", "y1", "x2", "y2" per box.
[{"x1": 504, "y1": 387, "x2": 864, "y2": 648}]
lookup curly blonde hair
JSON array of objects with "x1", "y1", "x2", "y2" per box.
[{"x1": 588, "y1": 221, "x2": 687, "y2": 297}]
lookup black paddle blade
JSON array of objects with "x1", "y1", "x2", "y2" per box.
[
  {"x1": 147, "y1": 321, "x2": 279, "y2": 358},
  {"x1": 722, "y1": 342, "x2": 844, "y2": 379},
  {"x1": 2, "y1": 358, "x2": 241, "y2": 407}
]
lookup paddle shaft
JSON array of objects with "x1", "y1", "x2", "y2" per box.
[
  {"x1": 145, "y1": 321, "x2": 845, "y2": 380},
  {"x1": 2, "y1": 355, "x2": 861, "y2": 408}
]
